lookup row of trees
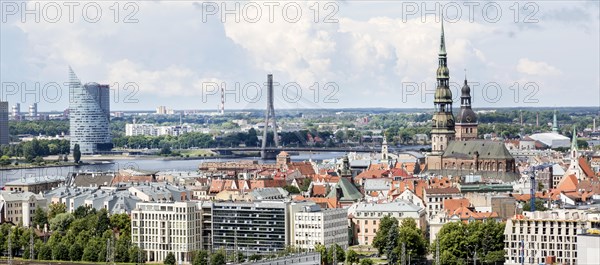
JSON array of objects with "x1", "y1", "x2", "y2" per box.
[
  {"x1": 372, "y1": 217, "x2": 428, "y2": 264},
  {"x1": 433, "y1": 220, "x2": 505, "y2": 265},
  {"x1": 0, "y1": 204, "x2": 138, "y2": 263},
  {"x1": 371, "y1": 216, "x2": 505, "y2": 265},
  {"x1": 0, "y1": 139, "x2": 70, "y2": 162}
]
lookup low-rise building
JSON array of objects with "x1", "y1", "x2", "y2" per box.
[{"x1": 131, "y1": 201, "x2": 202, "y2": 264}]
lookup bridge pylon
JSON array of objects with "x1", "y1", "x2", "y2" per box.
[{"x1": 261, "y1": 74, "x2": 279, "y2": 159}]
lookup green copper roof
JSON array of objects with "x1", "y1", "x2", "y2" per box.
[
  {"x1": 326, "y1": 177, "x2": 362, "y2": 201},
  {"x1": 443, "y1": 140, "x2": 514, "y2": 160}
]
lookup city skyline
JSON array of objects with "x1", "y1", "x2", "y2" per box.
[{"x1": 1, "y1": 1, "x2": 599, "y2": 111}]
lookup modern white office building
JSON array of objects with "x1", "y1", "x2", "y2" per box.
[
  {"x1": 292, "y1": 204, "x2": 348, "y2": 250},
  {"x1": 68, "y1": 68, "x2": 112, "y2": 154},
  {"x1": 131, "y1": 201, "x2": 202, "y2": 264},
  {"x1": 504, "y1": 210, "x2": 600, "y2": 265}
]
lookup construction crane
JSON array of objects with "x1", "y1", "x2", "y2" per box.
[{"x1": 523, "y1": 163, "x2": 553, "y2": 211}]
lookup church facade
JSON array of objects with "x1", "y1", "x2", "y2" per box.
[{"x1": 426, "y1": 20, "x2": 517, "y2": 182}]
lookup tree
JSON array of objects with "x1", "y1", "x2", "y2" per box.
[
  {"x1": 359, "y1": 259, "x2": 374, "y2": 265},
  {"x1": 95, "y1": 209, "x2": 110, "y2": 236},
  {"x1": 38, "y1": 243, "x2": 52, "y2": 260},
  {"x1": 372, "y1": 215, "x2": 398, "y2": 255},
  {"x1": 32, "y1": 207, "x2": 48, "y2": 228},
  {"x1": 283, "y1": 185, "x2": 301, "y2": 194},
  {"x1": 129, "y1": 245, "x2": 145, "y2": 263},
  {"x1": 386, "y1": 226, "x2": 399, "y2": 264},
  {"x1": 397, "y1": 218, "x2": 428, "y2": 261},
  {"x1": 210, "y1": 250, "x2": 226, "y2": 265},
  {"x1": 48, "y1": 203, "x2": 66, "y2": 219},
  {"x1": 436, "y1": 220, "x2": 505, "y2": 265},
  {"x1": 193, "y1": 250, "x2": 209, "y2": 265},
  {"x1": 69, "y1": 242, "x2": 84, "y2": 261},
  {"x1": 315, "y1": 244, "x2": 328, "y2": 265},
  {"x1": 346, "y1": 249, "x2": 359, "y2": 265},
  {"x1": 248, "y1": 254, "x2": 262, "y2": 262},
  {"x1": 52, "y1": 242, "x2": 70, "y2": 260},
  {"x1": 523, "y1": 199, "x2": 548, "y2": 211},
  {"x1": 110, "y1": 213, "x2": 131, "y2": 238},
  {"x1": 73, "y1": 144, "x2": 81, "y2": 163},
  {"x1": 49, "y1": 213, "x2": 74, "y2": 232},
  {"x1": 413, "y1": 160, "x2": 421, "y2": 174},
  {"x1": 164, "y1": 252, "x2": 176, "y2": 265},
  {"x1": 300, "y1": 178, "x2": 312, "y2": 192},
  {"x1": 115, "y1": 237, "x2": 131, "y2": 262},
  {"x1": 327, "y1": 244, "x2": 345, "y2": 264}
]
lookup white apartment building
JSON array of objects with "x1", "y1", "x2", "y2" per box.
[
  {"x1": 131, "y1": 201, "x2": 202, "y2": 264},
  {"x1": 292, "y1": 204, "x2": 348, "y2": 250},
  {"x1": 125, "y1": 123, "x2": 193, "y2": 137},
  {"x1": 577, "y1": 231, "x2": 600, "y2": 265},
  {"x1": 0, "y1": 191, "x2": 47, "y2": 227},
  {"x1": 504, "y1": 209, "x2": 600, "y2": 265}
]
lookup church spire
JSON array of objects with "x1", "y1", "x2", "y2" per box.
[
  {"x1": 571, "y1": 126, "x2": 578, "y2": 152},
  {"x1": 439, "y1": 15, "x2": 446, "y2": 55}
]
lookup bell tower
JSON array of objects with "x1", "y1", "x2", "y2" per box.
[
  {"x1": 431, "y1": 18, "x2": 455, "y2": 154},
  {"x1": 455, "y1": 74, "x2": 478, "y2": 141}
]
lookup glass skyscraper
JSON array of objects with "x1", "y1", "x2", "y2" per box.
[{"x1": 69, "y1": 68, "x2": 112, "y2": 154}]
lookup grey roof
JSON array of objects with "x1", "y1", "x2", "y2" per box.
[
  {"x1": 5, "y1": 175, "x2": 66, "y2": 186},
  {"x1": 443, "y1": 140, "x2": 514, "y2": 160},
  {"x1": 363, "y1": 179, "x2": 391, "y2": 191},
  {"x1": 354, "y1": 200, "x2": 422, "y2": 213},
  {"x1": 350, "y1": 160, "x2": 371, "y2": 168},
  {"x1": 399, "y1": 151, "x2": 426, "y2": 159},
  {"x1": 0, "y1": 191, "x2": 44, "y2": 202},
  {"x1": 251, "y1": 188, "x2": 289, "y2": 200},
  {"x1": 553, "y1": 164, "x2": 565, "y2": 176}
]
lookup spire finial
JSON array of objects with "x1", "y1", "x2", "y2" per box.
[{"x1": 464, "y1": 68, "x2": 467, "y2": 83}]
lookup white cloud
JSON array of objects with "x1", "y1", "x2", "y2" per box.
[{"x1": 516, "y1": 58, "x2": 562, "y2": 76}]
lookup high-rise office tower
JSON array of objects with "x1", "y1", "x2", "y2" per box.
[
  {"x1": 69, "y1": 68, "x2": 112, "y2": 154},
  {"x1": 28, "y1": 103, "x2": 37, "y2": 117}
]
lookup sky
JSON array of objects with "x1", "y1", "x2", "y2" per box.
[{"x1": 1, "y1": 0, "x2": 599, "y2": 112}]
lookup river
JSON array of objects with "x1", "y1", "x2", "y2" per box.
[{"x1": 0, "y1": 152, "x2": 347, "y2": 185}]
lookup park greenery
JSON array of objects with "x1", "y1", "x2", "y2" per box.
[
  {"x1": 433, "y1": 219, "x2": 506, "y2": 265},
  {"x1": 372, "y1": 216, "x2": 428, "y2": 263},
  {"x1": 0, "y1": 204, "x2": 139, "y2": 263}
]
